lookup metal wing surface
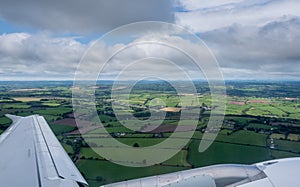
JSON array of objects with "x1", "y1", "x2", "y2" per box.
[{"x1": 0, "y1": 114, "x2": 88, "y2": 187}]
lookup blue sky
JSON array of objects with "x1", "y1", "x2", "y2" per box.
[{"x1": 0, "y1": 0, "x2": 299, "y2": 80}]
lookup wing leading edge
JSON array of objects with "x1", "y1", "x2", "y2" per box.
[{"x1": 0, "y1": 114, "x2": 88, "y2": 187}]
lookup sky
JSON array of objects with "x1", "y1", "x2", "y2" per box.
[{"x1": 0, "y1": 0, "x2": 299, "y2": 80}]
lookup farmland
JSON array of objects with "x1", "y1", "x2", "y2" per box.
[{"x1": 0, "y1": 80, "x2": 299, "y2": 187}]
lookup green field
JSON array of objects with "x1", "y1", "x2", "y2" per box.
[
  {"x1": 35, "y1": 107, "x2": 72, "y2": 116},
  {"x1": 84, "y1": 138, "x2": 167, "y2": 147},
  {"x1": 42, "y1": 102, "x2": 61, "y2": 107},
  {"x1": 163, "y1": 150, "x2": 191, "y2": 167},
  {"x1": 3, "y1": 103, "x2": 31, "y2": 109},
  {"x1": 216, "y1": 130, "x2": 267, "y2": 147},
  {"x1": 80, "y1": 147, "x2": 104, "y2": 160},
  {"x1": 77, "y1": 159, "x2": 185, "y2": 186},
  {"x1": 0, "y1": 81, "x2": 299, "y2": 187},
  {"x1": 247, "y1": 123, "x2": 273, "y2": 130},
  {"x1": 271, "y1": 150, "x2": 300, "y2": 158},
  {"x1": 187, "y1": 140, "x2": 271, "y2": 167},
  {"x1": 62, "y1": 143, "x2": 74, "y2": 155},
  {"x1": 0, "y1": 117, "x2": 12, "y2": 125},
  {"x1": 273, "y1": 139, "x2": 300, "y2": 153},
  {"x1": 49, "y1": 124, "x2": 76, "y2": 135}
]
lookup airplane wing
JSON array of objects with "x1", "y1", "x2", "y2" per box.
[
  {"x1": 0, "y1": 114, "x2": 88, "y2": 187},
  {"x1": 101, "y1": 157, "x2": 300, "y2": 187},
  {"x1": 1, "y1": 114, "x2": 299, "y2": 187}
]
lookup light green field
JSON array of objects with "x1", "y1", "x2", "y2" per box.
[
  {"x1": 276, "y1": 106, "x2": 300, "y2": 114},
  {"x1": 289, "y1": 113, "x2": 300, "y2": 119},
  {"x1": 42, "y1": 102, "x2": 61, "y2": 107},
  {"x1": 246, "y1": 107, "x2": 272, "y2": 116},
  {"x1": 226, "y1": 104, "x2": 250, "y2": 115},
  {"x1": 35, "y1": 107, "x2": 72, "y2": 116},
  {"x1": 3, "y1": 103, "x2": 31, "y2": 109}
]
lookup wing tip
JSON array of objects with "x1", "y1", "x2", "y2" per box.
[{"x1": 5, "y1": 114, "x2": 23, "y2": 122}]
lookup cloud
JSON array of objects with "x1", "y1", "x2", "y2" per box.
[
  {"x1": 174, "y1": 0, "x2": 300, "y2": 80},
  {"x1": 1, "y1": 1, "x2": 299, "y2": 80},
  {"x1": 0, "y1": 0, "x2": 173, "y2": 34},
  {"x1": 202, "y1": 17, "x2": 300, "y2": 79},
  {"x1": 1, "y1": 20, "x2": 299, "y2": 81},
  {"x1": 0, "y1": 33, "x2": 86, "y2": 80},
  {"x1": 175, "y1": 0, "x2": 300, "y2": 33},
  {"x1": 0, "y1": 27, "x2": 221, "y2": 81},
  {"x1": 75, "y1": 33, "x2": 216, "y2": 81},
  {"x1": 175, "y1": 0, "x2": 244, "y2": 11}
]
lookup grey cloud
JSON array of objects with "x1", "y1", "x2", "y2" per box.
[
  {"x1": 201, "y1": 17, "x2": 300, "y2": 79},
  {"x1": 0, "y1": 0, "x2": 173, "y2": 34}
]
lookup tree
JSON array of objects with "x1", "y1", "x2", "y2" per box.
[
  {"x1": 96, "y1": 176, "x2": 103, "y2": 182},
  {"x1": 133, "y1": 143, "x2": 139, "y2": 147}
]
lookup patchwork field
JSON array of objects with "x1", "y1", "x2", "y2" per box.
[{"x1": 0, "y1": 81, "x2": 299, "y2": 187}]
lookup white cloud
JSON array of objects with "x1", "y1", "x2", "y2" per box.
[
  {"x1": 75, "y1": 33, "x2": 215, "y2": 81},
  {"x1": 0, "y1": 32, "x2": 209, "y2": 80},
  {"x1": 0, "y1": 33, "x2": 86, "y2": 80},
  {"x1": 175, "y1": 0, "x2": 300, "y2": 33},
  {"x1": 176, "y1": 0, "x2": 244, "y2": 11}
]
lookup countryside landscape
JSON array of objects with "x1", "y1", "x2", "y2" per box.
[{"x1": 0, "y1": 80, "x2": 299, "y2": 187}]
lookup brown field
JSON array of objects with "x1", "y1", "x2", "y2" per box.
[
  {"x1": 160, "y1": 107, "x2": 181, "y2": 112},
  {"x1": 11, "y1": 88, "x2": 48, "y2": 92},
  {"x1": 247, "y1": 100, "x2": 270, "y2": 104},
  {"x1": 54, "y1": 118, "x2": 95, "y2": 128},
  {"x1": 54, "y1": 118, "x2": 77, "y2": 126},
  {"x1": 54, "y1": 118, "x2": 101, "y2": 135},
  {"x1": 287, "y1": 134, "x2": 300, "y2": 141},
  {"x1": 229, "y1": 101, "x2": 245, "y2": 105},
  {"x1": 270, "y1": 133, "x2": 286, "y2": 140}
]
